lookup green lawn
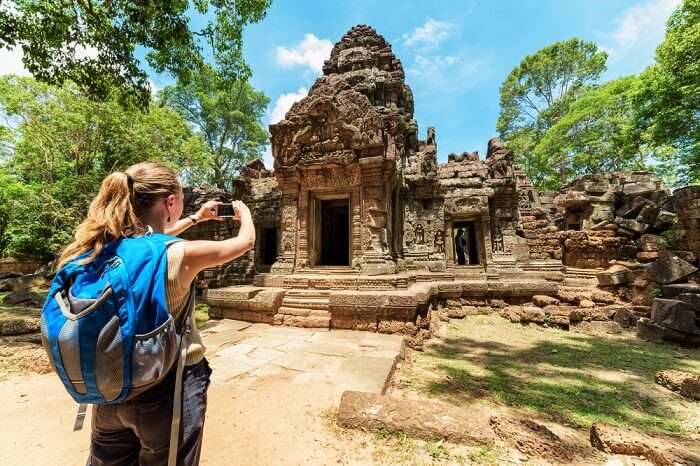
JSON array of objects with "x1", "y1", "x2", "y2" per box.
[{"x1": 402, "y1": 314, "x2": 700, "y2": 437}]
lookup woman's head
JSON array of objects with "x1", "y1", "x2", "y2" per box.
[{"x1": 57, "y1": 162, "x2": 183, "y2": 269}]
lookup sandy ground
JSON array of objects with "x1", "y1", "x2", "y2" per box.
[{"x1": 0, "y1": 320, "x2": 404, "y2": 466}]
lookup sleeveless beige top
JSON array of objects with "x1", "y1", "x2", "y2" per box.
[{"x1": 166, "y1": 241, "x2": 206, "y2": 366}]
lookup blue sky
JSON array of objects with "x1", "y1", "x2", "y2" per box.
[
  {"x1": 0, "y1": 0, "x2": 681, "y2": 167},
  {"x1": 234, "y1": 0, "x2": 680, "y2": 167}
]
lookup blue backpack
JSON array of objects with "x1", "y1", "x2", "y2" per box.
[{"x1": 40, "y1": 232, "x2": 192, "y2": 405}]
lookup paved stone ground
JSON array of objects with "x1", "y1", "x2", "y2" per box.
[{"x1": 0, "y1": 320, "x2": 404, "y2": 465}]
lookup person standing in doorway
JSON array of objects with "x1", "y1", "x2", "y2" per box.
[{"x1": 455, "y1": 228, "x2": 467, "y2": 265}]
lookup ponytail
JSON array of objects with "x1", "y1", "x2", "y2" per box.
[{"x1": 56, "y1": 162, "x2": 180, "y2": 270}]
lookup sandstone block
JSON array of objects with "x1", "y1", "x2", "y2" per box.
[
  {"x1": 646, "y1": 251, "x2": 698, "y2": 285},
  {"x1": 532, "y1": 295, "x2": 559, "y2": 307}
]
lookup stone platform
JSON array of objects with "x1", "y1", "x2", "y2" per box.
[{"x1": 205, "y1": 271, "x2": 562, "y2": 332}]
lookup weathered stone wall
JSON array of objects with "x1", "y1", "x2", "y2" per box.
[
  {"x1": 560, "y1": 230, "x2": 637, "y2": 268},
  {"x1": 672, "y1": 186, "x2": 700, "y2": 263},
  {"x1": 180, "y1": 187, "x2": 254, "y2": 289},
  {"x1": 520, "y1": 210, "x2": 561, "y2": 261}
]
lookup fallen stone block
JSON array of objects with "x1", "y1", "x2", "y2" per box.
[
  {"x1": 597, "y1": 266, "x2": 635, "y2": 286},
  {"x1": 490, "y1": 416, "x2": 575, "y2": 461},
  {"x1": 653, "y1": 210, "x2": 678, "y2": 230},
  {"x1": 0, "y1": 317, "x2": 40, "y2": 336},
  {"x1": 650, "y1": 299, "x2": 700, "y2": 335},
  {"x1": 637, "y1": 251, "x2": 660, "y2": 263},
  {"x1": 614, "y1": 217, "x2": 648, "y2": 234},
  {"x1": 2, "y1": 289, "x2": 44, "y2": 307},
  {"x1": 336, "y1": 391, "x2": 496, "y2": 445},
  {"x1": 646, "y1": 252, "x2": 698, "y2": 285},
  {"x1": 677, "y1": 293, "x2": 700, "y2": 312},
  {"x1": 636, "y1": 204, "x2": 660, "y2": 224},
  {"x1": 661, "y1": 283, "x2": 700, "y2": 299},
  {"x1": 613, "y1": 307, "x2": 633, "y2": 328},
  {"x1": 639, "y1": 234, "x2": 668, "y2": 252},
  {"x1": 590, "y1": 422, "x2": 700, "y2": 466},
  {"x1": 532, "y1": 295, "x2": 559, "y2": 307},
  {"x1": 655, "y1": 370, "x2": 700, "y2": 400},
  {"x1": 574, "y1": 321, "x2": 622, "y2": 335}
]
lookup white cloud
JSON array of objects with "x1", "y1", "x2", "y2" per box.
[
  {"x1": 0, "y1": 46, "x2": 30, "y2": 76},
  {"x1": 402, "y1": 18, "x2": 454, "y2": 50},
  {"x1": 275, "y1": 34, "x2": 332, "y2": 74},
  {"x1": 269, "y1": 87, "x2": 308, "y2": 124},
  {"x1": 407, "y1": 55, "x2": 488, "y2": 94},
  {"x1": 605, "y1": 0, "x2": 681, "y2": 58}
]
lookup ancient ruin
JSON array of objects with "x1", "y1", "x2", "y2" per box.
[{"x1": 181, "y1": 25, "x2": 700, "y2": 348}]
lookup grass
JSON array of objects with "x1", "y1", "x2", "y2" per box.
[
  {"x1": 319, "y1": 406, "x2": 499, "y2": 465},
  {"x1": 194, "y1": 302, "x2": 210, "y2": 330},
  {"x1": 404, "y1": 314, "x2": 700, "y2": 437}
]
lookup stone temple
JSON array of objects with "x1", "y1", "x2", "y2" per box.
[{"x1": 187, "y1": 25, "x2": 700, "y2": 348}]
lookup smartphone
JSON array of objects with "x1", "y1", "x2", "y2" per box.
[{"x1": 217, "y1": 204, "x2": 237, "y2": 217}]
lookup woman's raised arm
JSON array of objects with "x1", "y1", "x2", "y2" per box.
[{"x1": 176, "y1": 200, "x2": 256, "y2": 287}]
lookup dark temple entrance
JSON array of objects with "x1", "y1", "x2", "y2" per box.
[
  {"x1": 320, "y1": 199, "x2": 349, "y2": 266},
  {"x1": 260, "y1": 227, "x2": 278, "y2": 265},
  {"x1": 453, "y1": 221, "x2": 480, "y2": 265}
]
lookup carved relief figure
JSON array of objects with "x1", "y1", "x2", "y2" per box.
[
  {"x1": 414, "y1": 223, "x2": 425, "y2": 244},
  {"x1": 434, "y1": 230, "x2": 445, "y2": 254}
]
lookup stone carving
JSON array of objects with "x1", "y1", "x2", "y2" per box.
[
  {"x1": 414, "y1": 224, "x2": 425, "y2": 244},
  {"x1": 492, "y1": 225, "x2": 505, "y2": 253},
  {"x1": 519, "y1": 190, "x2": 532, "y2": 210},
  {"x1": 486, "y1": 138, "x2": 514, "y2": 179},
  {"x1": 364, "y1": 194, "x2": 389, "y2": 253},
  {"x1": 271, "y1": 25, "x2": 416, "y2": 170},
  {"x1": 300, "y1": 165, "x2": 360, "y2": 189},
  {"x1": 434, "y1": 230, "x2": 445, "y2": 254}
]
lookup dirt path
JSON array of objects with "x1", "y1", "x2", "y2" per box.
[{"x1": 0, "y1": 320, "x2": 404, "y2": 466}]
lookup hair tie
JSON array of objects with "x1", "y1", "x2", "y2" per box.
[{"x1": 125, "y1": 173, "x2": 134, "y2": 197}]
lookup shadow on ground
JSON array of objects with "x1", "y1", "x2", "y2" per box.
[{"x1": 411, "y1": 316, "x2": 700, "y2": 436}]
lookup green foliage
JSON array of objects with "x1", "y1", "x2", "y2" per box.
[
  {"x1": 497, "y1": 38, "x2": 608, "y2": 187},
  {"x1": 0, "y1": 0, "x2": 271, "y2": 107},
  {"x1": 0, "y1": 75, "x2": 213, "y2": 260},
  {"x1": 635, "y1": 0, "x2": 700, "y2": 185},
  {"x1": 160, "y1": 66, "x2": 269, "y2": 190},
  {"x1": 534, "y1": 76, "x2": 647, "y2": 182}
]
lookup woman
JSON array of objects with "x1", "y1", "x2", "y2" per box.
[{"x1": 55, "y1": 161, "x2": 255, "y2": 465}]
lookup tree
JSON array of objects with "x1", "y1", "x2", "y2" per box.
[
  {"x1": 0, "y1": 75, "x2": 211, "y2": 187},
  {"x1": 160, "y1": 66, "x2": 269, "y2": 190},
  {"x1": 635, "y1": 0, "x2": 700, "y2": 185},
  {"x1": 0, "y1": 75, "x2": 213, "y2": 259},
  {"x1": 497, "y1": 38, "x2": 608, "y2": 187},
  {"x1": 0, "y1": 0, "x2": 271, "y2": 107},
  {"x1": 534, "y1": 76, "x2": 647, "y2": 183}
]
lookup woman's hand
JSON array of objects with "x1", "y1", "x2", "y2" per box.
[
  {"x1": 195, "y1": 200, "x2": 223, "y2": 222},
  {"x1": 231, "y1": 200, "x2": 251, "y2": 222}
]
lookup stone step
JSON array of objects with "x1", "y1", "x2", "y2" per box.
[
  {"x1": 281, "y1": 297, "x2": 330, "y2": 310},
  {"x1": 284, "y1": 290, "x2": 332, "y2": 299},
  {"x1": 562, "y1": 277, "x2": 598, "y2": 287},
  {"x1": 277, "y1": 313, "x2": 331, "y2": 329},
  {"x1": 277, "y1": 306, "x2": 332, "y2": 317}
]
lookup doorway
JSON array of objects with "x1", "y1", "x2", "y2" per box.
[
  {"x1": 259, "y1": 227, "x2": 278, "y2": 266},
  {"x1": 319, "y1": 198, "x2": 349, "y2": 266},
  {"x1": 452, "y1": 221, "x2": 481, "y2": 265}
]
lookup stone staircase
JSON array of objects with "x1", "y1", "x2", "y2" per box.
[
  {"x1": 275, "y1": 290, "x2": 332, "y2": 329},
  {"x1": 563, "y1": 267, "x2": 600, "y2": 287}
]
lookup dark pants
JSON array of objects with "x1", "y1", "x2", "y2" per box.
[
  {"x1": 88, "y1": 358, "x2": 212, "y2": 466},
  {"x1": 456, "y1": 249, "x2": 467, "y2": 265}
]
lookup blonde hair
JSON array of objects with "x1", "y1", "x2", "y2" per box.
[{"x1": 56, "y1": 162, "x2": 181, "y2": 270}]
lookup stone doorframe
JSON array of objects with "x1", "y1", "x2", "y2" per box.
[
  {"x1": 308, "y1": 190, "x2": 354, "y2": 269},
  {"x1": 444, "y1": 216, "x2": 490, "y2": 270}
]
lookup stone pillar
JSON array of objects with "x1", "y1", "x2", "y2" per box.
[
  {"x1": 271, "y1": 169, "x2": 300, "y2": 274},
  {"x1": 359, "y1": 156, "x2": 396, "y2": 275}
]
